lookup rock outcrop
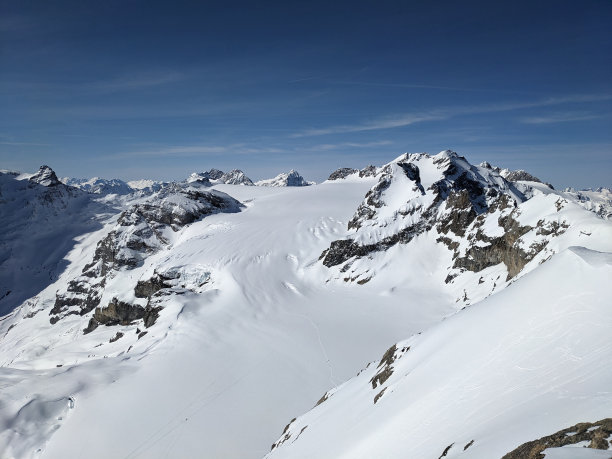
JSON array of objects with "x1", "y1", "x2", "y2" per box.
[
  {"x1": 502, "y1": 418, "x2": 612, "y2": 458},
  {"x1": 328, "y1": 168, "x2": 358, "y2": 181},
  {"x1": 50, "y1": 184, "x2": 241, "y2": 327}
]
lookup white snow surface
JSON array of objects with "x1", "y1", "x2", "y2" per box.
[
  {"x1": 0, "y1": 177, "x2": 455, "y2": 458},
  {"x1": 266, "y1": 247, "x2": 612, "y2": 459},
  {"x1": 1, "y1": 154, "x2": 611, "y2": 459}
]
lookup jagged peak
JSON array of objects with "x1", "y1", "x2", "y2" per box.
[
  {"x1": 29, "y1": 165, "x2": 61, "y2": 187},
  {"x1": 500, "y1": 168, "x2": 542, "y2": 183},
  {"x1": 256, "y1": 169, "x2": 313, "y2": 187},
  {"x1": 220, "y1": 169, "x2": 254, "y2": 186}
]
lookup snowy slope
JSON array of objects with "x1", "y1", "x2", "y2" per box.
[
  {"x1": 0, "y1": 167, "x2": 112, "y2": 316},
  {"x1": 1, "y1": 176, "x2": 460, "y2": 458},
  {"x1": 1, "y1": 152, "x2": 611, "y2": 459},
  {"x1": 266, "y1": 247, "x2": 612, "y2": 459}
]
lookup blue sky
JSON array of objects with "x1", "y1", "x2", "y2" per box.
[{"x1": 1, "y1": 0, "x2": 611, "y2": 187}]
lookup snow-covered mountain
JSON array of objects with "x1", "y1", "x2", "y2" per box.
[
  {"x1": 187, "y1": 168, "x2": 254, "y2": 186},
  {"x1": 61, "y1": 177, "x2": 133, "y2": 195},
  {"x1": 1, "y1": 152, "x2": 611, "y2": 458},
  {"x1": 320, "y1": 151, "x2": 610, "y2": 306},
  {"x1": 256, "y1": 169, "x2": 313, "y2": 187},
  {"x1": 0, "y1": 166, "x2": 111, "y2": 316}
]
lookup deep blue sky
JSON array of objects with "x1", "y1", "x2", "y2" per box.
[{"x1": 1, "y1": 0, "x2": 611, "y2": 187}]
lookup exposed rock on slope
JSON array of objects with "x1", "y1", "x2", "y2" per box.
[
  {"x1": 327, "y1": 168, "x2": 358, "y2": 181},
  {"x1": 359, "y1": 165, "x2": 378, "y2": 177},
  {"x1": 327, "y1": 165, "x2": 379, "y2": 181},
  {"x1": 50, "y1": 184, "x2": 242, "y2": 329},
  {"x1": 502, "y1": 418, "x2": 612, "y2": 459}
]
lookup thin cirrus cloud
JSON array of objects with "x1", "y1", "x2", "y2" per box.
[
  {"x1": 111, "y1": 144, "x2": 286, "y2": 159},
  {"x1": 519, "y1": 112, "x2": 603, "y2": 124},
  {"x1": 110, "y1": 141, "x2": 394, "y2": 159},
  {"x1": 88, "y1": 72, "x2": 186, "y2": 93},
  {"x1": 292, "y1": 93, "x2": 612, "y2": 137},
  {"x1": 307, "y1": 140, "x2": 394, "y2": 151}
]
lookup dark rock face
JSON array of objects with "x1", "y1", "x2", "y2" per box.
[
  {"x1": 134, "y1": 272, "x2": 177, "y2": 298},
  {"x1": 437, "y1": 191, "x2": 477, "y2": 237},
  {"x1": 51, "y1": 280, "x2": 102, "y2": 317},
  {"x1": 328, "y1": 168, "x2": 358, "y2": 181},
  {"x1": 370, "y1": 344, "x2": 397, "y2": 389},
  {"x1": 502, "y1": 418, "x2": 612, "y2": 459},
  {"x1": 321, "y1": 240, "x2": 373, "y2": 267},
  {"x1": 93, "y1": 297, "x2": 146, "y2": 326}
]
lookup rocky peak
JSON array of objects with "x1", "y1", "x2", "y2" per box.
[
  {"x1": 320, "y1": 151, "x2": 563, "y2": 303},
  {"x1": 257, "y1": 169, "x2": 312, "y2": 187},
  {"x1": 206, "y1": 168, "x2": 225, "y2": 180},
  {"x1": 500, "y1": 169, "x2": 542, "y2": 183},
  {"x1": 220, "y1": 169, "x2": 254, "y2": 186},
  {"x1": 29, "y1": 165, "x2": 61, "y2": 187}
]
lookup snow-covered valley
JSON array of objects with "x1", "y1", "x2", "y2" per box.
[{"x1": 0, "y1": 151, "x2": 611, "y2": 458}]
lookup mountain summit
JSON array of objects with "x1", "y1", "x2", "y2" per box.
[{"x1": 256, "y1": 169, "x2": 313, "y2": 187}]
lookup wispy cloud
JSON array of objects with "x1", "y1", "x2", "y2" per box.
[
  {"x1": 109, "y1": 144, "x2": 285, "y2": 159},
  {"x1": 519, "y1": 112, "x2": 603, "y2": 124},
  {"x1": 0, "y1": 141, "x2": 50, "y2": 146},
  {"x1": 292, "y1": 94, "x2": 612, "y2": 137},
  {"x1": 308, "y1": 140, "x2": 394, "y2": 151},
  {"x1": 292, "y1": 113, "x2": 446, "y2": 137},
  {"x1": 88, "y1": 72, "x2": 185, "y2": 92}
]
